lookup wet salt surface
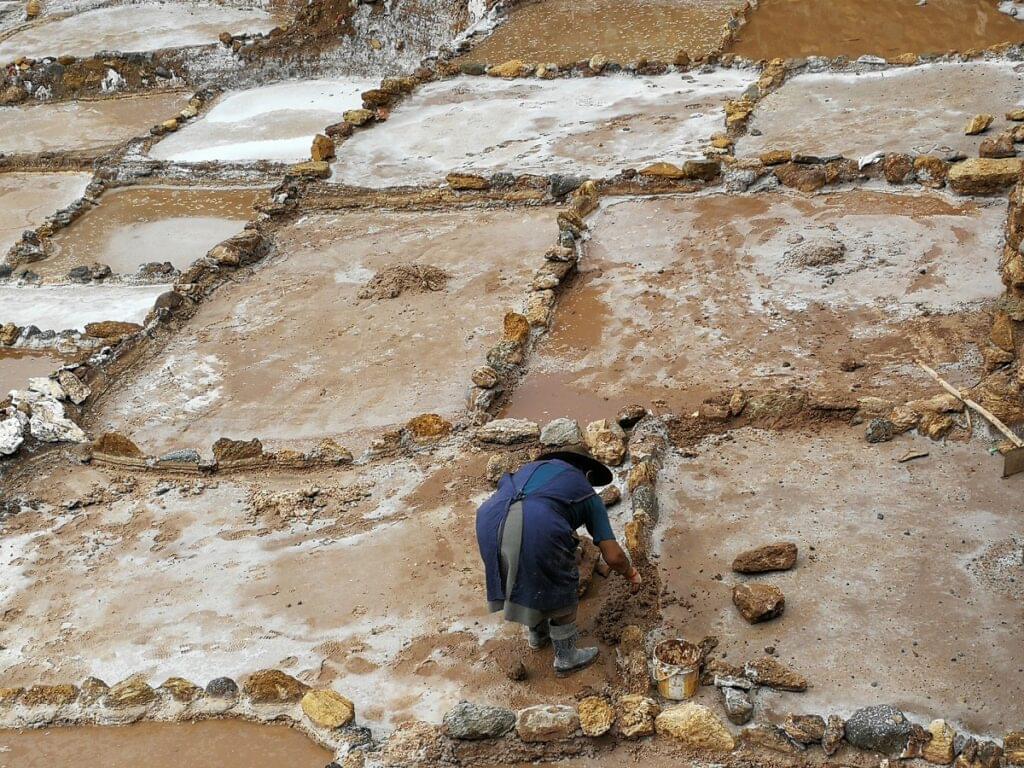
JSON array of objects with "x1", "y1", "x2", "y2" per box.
[
  {"x1": 505, "y1": 190, "x2": 1003, "y2": 424},
  {"x1": 148, "y1": 79, "x2": 374, "y2": 163},
  {"x1": 330, "y1": 72, "x2": 755, "y2": 186},
  {"x1": 0, "y1": 3, "x2": 279, "y2": 61},
  {"x1": 39, "y1": 185, "x2": 264, "y2": 277},
  {"x1": 656, "y1": 426, "x2": 1023, "y2": 736},
  {"x1": 460, "y1": 0, "x2": 742, "y2": 64},
  {"x1": 738, "y1": 61, "x2": 1024, "y2": 159},
  {"x1": 0, "y1": 348, "x2": 66, "y2": 394},
  {"x1": 0, "y1": 720, "x2": 332, "y2": 768},
  {"x1": 729, "y1": 0, "x2": 1024, "y2": 60},
  {"x1": 0, "y1": 171, "x2": 91, "y2": 254},
  {"x1": 0, "y1": 92, "x2": 190, "y2": 155},
  {"x1": 0, "y1": 284, "x2": 166, "y2": 330}
]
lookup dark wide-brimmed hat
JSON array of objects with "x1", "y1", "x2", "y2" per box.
[{"x1": 536, "y1": 449, "x2": 613, "y2": 487}]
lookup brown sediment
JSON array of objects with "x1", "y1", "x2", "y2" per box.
[
  {"x1": 37, "y1": 186, "x2": 264, "y2": 277},
  {"x1": 0, "y1": 720, "x2": 332, "y2": 768},
  {"x1": 460, "y1": 0, "x2": 743, "y2": 65},
  {"x1": 0, "y1": 171, "x2": 92, "y2": 254},
  {"x1": 0, "y1": 93, "x2": 191, "y2": 156},
  {"x1": 728, "y1": 0, "x2": 1024, "y2": 60},
  {"x1": 0, "y1": 348, "x2": 69, "y2": 393}
]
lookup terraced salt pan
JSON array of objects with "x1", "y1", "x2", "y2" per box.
[
  {"x1": 0, "y1": 284, "x2": 165, "y2": 330},
  {"x1": 739, "y1": 61, "x2": 1024, "y2": 160},
  {"x1": 148, "y1": 79, "x2": 373, "y2": 163},
  {"x1": 657, "y1": 427, "x2": 1022, "y2": 735},
  {"x1": 0, "y1": 171, "x2": 92, "y2": 254},
  {"x1": 0, "y1": 3, "x2": 279, "y2": 62},
  {"x1": 504, "y1": 190, "x2": 1003, "y2": 425},
  {"x1": 330, "y1": 72, "x2": 756, "y2": 187},
  {"x1": 89, "y1": 207, "x2": 554, "y2": 454},
  {"x1": 0, "y1": 92, "x2": 190, "y2": 155}
]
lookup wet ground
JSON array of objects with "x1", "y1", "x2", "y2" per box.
[
  {"x1": 459, "y1": 0, "x2": 743, "y2": 65},
  {"x1": 738, "y1": 61, "x2": 1024, "y2": 160},
  {"x1": 504, "y1": 190, "x2": 1002, "y2": 425},
  {"x1": 88, "y1": 207, "x2": 554, "y2": 455},
  {"x1": 656, "y1": 425, "x2": 1023, "y2": 736},
  {"x1": 0, "y1": 172, "x2": 92, "y2": 255},
  {"x1": 38, "y1": 186, "x2": 264, "y2": 278},
  {"x1": 0, "y1": 93, "x2": 191, "y2": 156},
  {"x1": 148, "y1": 80, "x2": 373, "y2": 163},
  {"x1": 728, "y1": 0, "x2": 1024, "y2": 60},
  {"x1": 330, "y1": 72, "x2": 754, "y2": 186},
  {"x1": 0, "y1": 3, "x2": 280, "y2": 62},
  {"x1": 0, "y1": 284, "x2": 167, "y2": 331},
  {"x1": 0, "y1": 720, "x2": 332, "y2": 768},
  {"x1": 0, "y1": 348, "x2": 67, "y2": 395}
]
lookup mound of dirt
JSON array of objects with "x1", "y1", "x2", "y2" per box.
[
  {"x1": 357, "y1": 263, "x2": 450, "y2": 300},
  {"x1": 784, "y1": 238, "x2": 846, "y2": 268}
]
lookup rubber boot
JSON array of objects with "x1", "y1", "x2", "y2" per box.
[
  {"x1": 528, "y1": 620, "x2": 550, "y2": 650},
  {"x1": 550, "y1": 622, "x2": 599, "y2": 677}
]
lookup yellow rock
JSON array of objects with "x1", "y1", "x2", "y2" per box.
[
  {"x1": 525, "y1": 290, "x2": 555, "y2": 326},
  {"x1": 161, "y1": 119, "x2": 179, "y2": 132},
  {"x1": 21, "y1": 684, "x2": 78, "y2": 706},
  {"x1": 105, "y1": 677, "x2": 156, "y2": 709},
  {"x1": 639, "y1": 161, "x2": 687, "y2": 179},
  {"x1": 405, "y1": 413, "x2": 452, "y2": 441},
  {"x1": 1005, "y1": 731, "x2": 1024, "y2": 766},
  {"x1": 25, "y1": 0, "x2": 40, "y2": 17},
  {"x1": 244, "y1": 669, "x2": 309, "y2": 704},
  {"x1": 578, "y1": 696, "x2": 614, "y2": 736},
  {"x1": 725, "y1": 98, "x2": 754, "y2": 126},
  {"x1": 710, "y1": 134, "x2": 733, "y2": 149},
  {"x1": 947, "y1": 157, "x2": 1023, "y2": 195},
  {"x1": 289, "y1": 160, "x2": 331, "y2": 179},
  {"x1": 503, "y1": 312, "x2": 531, "y2": 344},
  {"x1": 301, "y1": 689, "x2": 355, "y2": 728},
  {"x1": 159, "y1": 677, "x2": 202, "y2": 703},
  {"x1": 655, "y1": 702, "x2": 735, "y2": 753},
  {"x1": 310, "y1": 133, "x2": 335, "y2": 162},
  {"x1": 1007, "y1": 109, "x2": 1024, "y2": 122},
  {"x1": 446, "y1": 172, "x2": 490, "y2": 190},
  {"x1": 0, "y1": 687, "x2": 24, "y2": 706},
  {"x1": 487, "y1": 59, "x2": 529, "y2": 78},
  {"x1": 964, "y1": 114, "x2": 994, "y2": 135},
  {"x1": 179, "y1": 105, "x2": 199, "y2": 120},
  {"x1": 923, "y1": 719, "x2": 956, "y2": 764},
  {"x1": 343, "y1": 108, "x2": 375, "y2": 126},
  {"x1": 617, "y1": 694, "x2": 660, "y2": 738}
]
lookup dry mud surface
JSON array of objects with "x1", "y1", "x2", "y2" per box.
[
  {"x1": 0, "y1": 171, "x2": 92, "y2": 254},
  {"x1": 0, "y1": 4, "x2": 280, "y2": 61},
  {"x1": 330, "y1": 72, "x2": 754, "y2": 186},
  {"x1": 505, "y1": 190, "x2": 1002, "y2": 425},
  {"x1": 0, "y1": 92, "x2": 191, "y2": 155},
  {"x1": 739, "y1": 61, "x2": 1024, "y2": 160},
  {"x1": 656, "y1": 426, "x2": 1023, "y2": 736},
  {"x1": 37, "y1": 186, "x2": 264, "y2": 278},
  {"x1": 459, "y1": 0, "x2": 743, "y2": 64},
  {"x1": 0, "y1": 720, "x2": 332, "y2": 768},
  {"x1": 88, "y1": 207, "x2": 555, "y2": 455},
  {"x1": 729, "y1": 0, "x2": 1024, "y2": 60}
]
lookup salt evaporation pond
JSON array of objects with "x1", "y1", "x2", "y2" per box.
[
  {"x1": 0, "y1": 172, "x2": 92, "y2": 254},
  {"x1": 148, "y1": 79, "x2": 374, "y2": 163},
  {"x1": 329, "y1": 72, "x2": 755, "y2": 186},
  {"x1": 0, "y1": 284, "x2": 166, "y2": 331},
  {"x1": 0, "y1": 348, "x2": 68, "y2": 394},
  {"x1": 0, "y1": 4, "x2": 280, "y2": 62}
]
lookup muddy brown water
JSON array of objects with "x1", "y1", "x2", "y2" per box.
[
  {"x1": 39, "y1": 186, "x2": 264, "y2": 277},
  {"x1": 0, "y1": 348, "x2": 66, "y2": 394},
  {"x1": 461, "y1": 0, "x2": 743, "y2": 64},
  {"x1": 729, "y1": 0, "x2": 1024, "y2": 60},
  {"x1": 0, "y1": 93, "x2": 190, "y2": 155},
  {"x1": 0, "y1": 721, "x2": 332, "y2": 768}
]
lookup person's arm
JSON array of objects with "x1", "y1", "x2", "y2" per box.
[{"x1": 582, "y1": 495, "x2": 643, "y2": 589}]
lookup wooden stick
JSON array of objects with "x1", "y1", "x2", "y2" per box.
[{"x1": 916, "y1": 360, "x2": 1024, "y2": 447}]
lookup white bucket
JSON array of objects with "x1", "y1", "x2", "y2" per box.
[{"x1": 652, "y1": 638, "x2": 700, "y2": 700}]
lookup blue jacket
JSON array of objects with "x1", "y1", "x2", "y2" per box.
[{"x1": 476, "y1": 459, "x2": 598, "y2": 613}]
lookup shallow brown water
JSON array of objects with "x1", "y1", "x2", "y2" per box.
[
  {"x1": 461, "y1": 0, "x2": 743, "y2": 64},
  {"x1": 0, "y1": 349, "x2": 66, "y2": 394},
  {"x1": 729, "y1": 0, "x2": 1024, "y2": 60},
  {"x1": 0, "y1": 720, "x2": 332, "y2": 768},
  {"x1": 40, "y1": 186, "x2": 263, "y2": 276},
  {"x1": 0, "y1": 172, "x2": 92, "y2": 255}
]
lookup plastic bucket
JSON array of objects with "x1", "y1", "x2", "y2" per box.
[{"x1": 652, "y1": 638, "x2": 700, "y2": 700}]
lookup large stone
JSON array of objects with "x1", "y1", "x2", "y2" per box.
[
  {"x1": 301, "y1": 689, "x2": 355, "y2": 728},
  {"x1": 289, "y1": 160, "x2": 331, "y2": 179},
  {"x1": 578, "y1": 696, "x2": 615, "y2": 736},
  {"x1": 540, "y1": 417, "x2": 582, "y2": 446},
  {"x1": 964, "y1": 114, "x2": 994, "y2": 135},
  {"x1": 617, "y1": 694, "x2": 660, "y2": 738},
  {"x1": 159, "y1": 677, "x2": 202, "y2": 703},
  {"x1": 844, "y1": 704, "x2": 913, "y2": 754},
  {"x1": 104, "y1": 677, "x2": 157, "y2": 709},
  {"x1": 515, "y1": 704, "x2": 579, "y2": 742},
  {"x1": 84, "y1": 320, "x2": 142, "y2": 340},
  {"x1": 311, "y1": 133, "x2": 336, "y2": 162},
  {"x1": 212, "y1": 437, "x2": 263, "y2": 463},
  {"x1": 655, "y1": 702, "x2": 735, "y2": 753},
  {"x1": 948, "y1": 158, "x2": 1024, "y2": 195},
  {"x1": 78, "y1": 677, "x2": 109, "y2": 705},
  {"x1": 93, "y1": 431, "x2": 144, "y2": 458},
  {"x1": 343, "y1": 108, "x2": 374, "y2": 126},
  {"x1": 744, "y1": 656, "x2": 807, "y2": 691},
  {"x1": 740, "y1": 724, "x2": 801, "y2": 753},
  {"x1": 487, "y1": 59, "x2": 529, "y2": 78},
  {"x1": 722, "y1": 686, "x2": 753, "y2": 725},
  {"x1": 1005, "y1": 732, "x2": 1024, "y2": 766},
  {"x1": 56, "y1": 370, "x2": 90, "y2": 405},
  {"x1": 205, "y1": 677, "x2": 239, "y2": 699},
  {"x1": 446, "y1": 172, "x2": 490, "y2": 190},
  {"x1": 475, "y1": 418, "x2": 540, "y2": 445},
  {"x1": 980, "y1": 132, "x2": 1016, "y2": 159},
  {"x1": 443, "y1": 701, "x2": 515, "y2": 740},
  {"x1": 28, "y1": 398, "x2": 86, "y2": 443},
  {"x1": 784, "y1": 714, "x2": 826, "y2": 744},
  {"x1": 405, "y1": 413, "x2": 452, "y2": 442},
  {"x1": 732, "y1": 582, "x2": 785, "y2": 623},
  {"x1": 823, "y1": 714, "x2": 845, "y2": 756},
  {"x1": 243, "y1": 669, "x2": 309, "y2": 704},
  {"x1": 923, "y1": 719, "x2": 957, "y2": 764},
  {"x1": 0, "y1": 416, "x2": 24, "y2": 455},
  {"x1": 731, "y1": 542, "x2": 797, "y2": 573},
  {"x1": 21, "y1": 684, "x2": 79, "y2": 706},
  {"x1": 584, "y1": 419, "x2": 627, "y2": 466}
]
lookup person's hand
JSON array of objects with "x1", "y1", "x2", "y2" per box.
[{"x1": 627, "y1": 566, "x2": 643, "y2": 592}]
